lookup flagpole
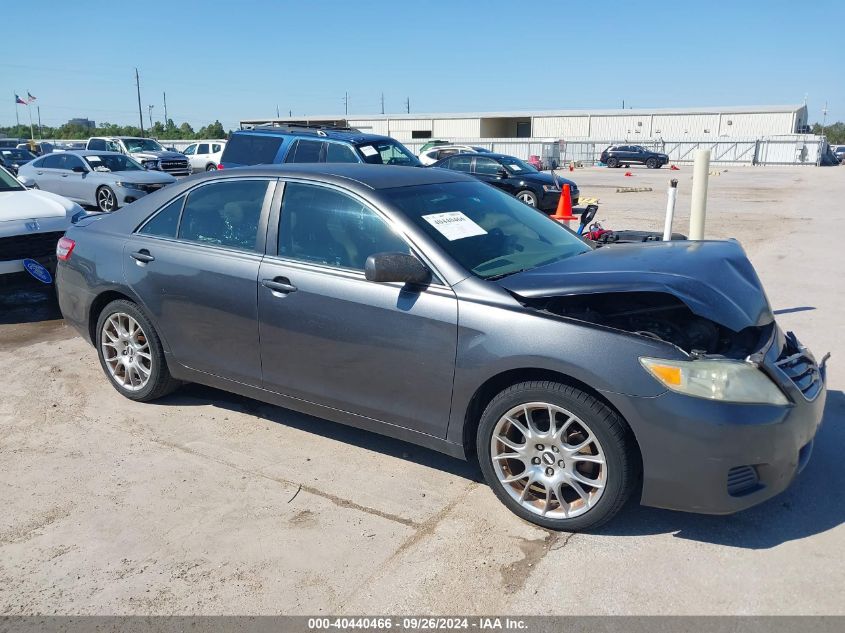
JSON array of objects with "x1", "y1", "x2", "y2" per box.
[
  {"x1": 27, "y1": 102, "x2": 34, "y2": 140},
  {"x1": 14, "y1": 93, "x2": 20, "y2": 129}
]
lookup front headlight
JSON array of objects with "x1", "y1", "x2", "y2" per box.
[
  {"x1": 542, "y1": 184, "x2": 561, "y2": 192},
  {"x1": 143, "y1": 160, "x2": 159, "y2": 170},
  {"x1": 640, "y1": 357, "x2": 788, "y2": 405},
  {"x1": 114, "y1": 181, "x2": 141, "y2": 189}
]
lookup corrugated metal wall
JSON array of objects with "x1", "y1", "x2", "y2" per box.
[{"x1": 532, "y1": 116, "x2": 590, "y2": 138}]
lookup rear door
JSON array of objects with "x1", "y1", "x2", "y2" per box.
[
  {"x1": 123, "y1": 178, "x2": 275, "y2": 385},
  {"x1": 256, "y1": 180, "x2": 458, "y2": 437},
  {"x1": 33, "y1": 154, "x2": 65, "y2": 194}
]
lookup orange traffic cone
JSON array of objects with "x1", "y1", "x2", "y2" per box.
[
  {"x1": 670, "y1": 164, "x2": 680, "y2": 171},
  {"x1": 568, "y1": 162, "x2": 574, "y2": 172},
  {"x1": 624, "y1": 171, "x2": 633, "y2": 177},
  {"x1": 552, "y1": 184, "x2": 577, "y2": 224}
]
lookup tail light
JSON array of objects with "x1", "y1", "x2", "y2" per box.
[
  {"x1": 217, "y1": 163, "x2": 224, "y2": 170},
  {"x1": 56, "y1": 236, "x2": 76, "y2": 261}
]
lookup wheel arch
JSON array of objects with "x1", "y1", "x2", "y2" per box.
[
  {"x1": 460, "y1": 368, "x2": 643, "y2": 471},
  {"x1": 87, "y1": 290, "x2": 137, "y2": 345}
]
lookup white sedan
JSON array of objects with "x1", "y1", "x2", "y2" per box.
[
  {"x1": 0, "y1": 166, "x2": 83, "y2": 279},
  {"x1": 182, "y1": 140, "x2": 226, "y2": 173},
  {"x1": 418, "y1": 144, "x2": 491, "y2": 165}
]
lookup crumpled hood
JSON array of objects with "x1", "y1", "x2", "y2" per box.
[
  {"x1": 129, "y1": 150, "x2": 186, "y2": 161},
  {"x1": 497, "y1": 240, "x2": 773, "y2": 332},
  {"x1": 0, "y1": 188, "x2": 79, "y2": 222}
]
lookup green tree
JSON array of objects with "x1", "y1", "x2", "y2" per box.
[
  {"x1": 178, "y1": 122, "x2": 195, "y2": 139},
  {"x1": 812, "y1": 122, "x2": 845, "y2": 145}
]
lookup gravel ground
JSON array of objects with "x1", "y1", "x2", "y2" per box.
[{"x1": 1, "y1": 165, "x2": 843, "y2": 615}]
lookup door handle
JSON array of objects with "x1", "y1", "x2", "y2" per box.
[
  {"x1": 262, "y1": 278, "x2": 297, "y2": 294},
  {"x1": 130, "y1": 250, "x2": 155, "y2": 263},
  {"x1": 61, "y1": 174, "x2": 69, "y2": 178}
]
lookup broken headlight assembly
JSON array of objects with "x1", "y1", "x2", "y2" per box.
[{"x1": 640, "y1": 357, "x2": 788, "y2": 405}]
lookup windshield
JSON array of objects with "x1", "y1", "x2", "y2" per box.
[
  {"x1": 122, "y1": 138, "x2": 164, "y2": 153},
  {"x1": 499, "y1": 156, "x2": 537, "y2": 173},
  {"x1": 84, "y1": 154, "x2": 144, "y2": 172},
  {"x1": 0, "y1": 166, "x2": 25, "y2": 191},
  {"x1": 1, "y1": 149, "x2": 35, "y2": 161},
  {"x1": 382, "y1": 181, "x2": 590, "y2": 279},
  {"x1": 356, "y1": 140, "x2": 421, "y2": 166}
]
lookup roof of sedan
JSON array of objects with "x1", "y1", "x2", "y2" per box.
[
  {"x1": 61, "y1": 150, "x2": 125, "y2": 156},
  {"x1": 214, "y1": 164, "x2": 475, "y2": 190}
]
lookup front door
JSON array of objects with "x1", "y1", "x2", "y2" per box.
[
  {"x1": 123, "y1": 179, "x2": 274, "y2": 385},
  {"x1": 257, "y1": 181, "x2": 458, "y2": 438},
  {"x1": 472, "y1": 156, "x2": 516, "y2": 195}
]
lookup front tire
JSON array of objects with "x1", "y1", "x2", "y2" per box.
[
  {"x1": 516, "y1": 190, "x2": 538, "y2": 207},
  {"x1": 606, "y1": 157, "x2": 619, "y2": 168},
  {"x1": 477, "y1": 381, "x2": 638, "y2": 531},
  {"x1": 96, "y1": 186, "x2": 118, "y2": 212},
  {"x1": 96, "y1": 300, "x2": 180, "y2": 402}
]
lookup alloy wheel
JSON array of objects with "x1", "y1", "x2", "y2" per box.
[
  {"x1": 517, "y1": 192, "x2": 536, "y2": 206},
  {"x1": 490, "y1": 402, "x2": 607, "y2": 518},
  {"x1": 97, "y1": 187, "x2": 116, "y2": 212},
  {"x1": 100, "y1": 312, "x2": 152, "y2": 391}
]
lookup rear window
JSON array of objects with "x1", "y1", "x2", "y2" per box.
[{"x1": 221, "y1": 134, "x2": 283, "y2": 166}]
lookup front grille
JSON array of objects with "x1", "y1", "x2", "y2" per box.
[
  {"x1": 160, "y1": 160, "x2": 189, "y2": 172},
  {"x1": 137, "y1": 183, "x2": 166, "y2": 193},
  {"x1": 0, "y1": 231, "x2": 65, "y2": 262},
  {"x1": 727, "y1": 465, "x2": 760, "y2": 496},
  {"x1": 775, "y1": 332, "x2": 822, "y2": 400}
]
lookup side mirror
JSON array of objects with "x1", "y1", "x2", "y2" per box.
[
  {"x1": 496, "y1": 168, "x2": 509, "y2": 179},
  {"x1": 72, "y1": 165, "x2": 87, "y2": 173},
  {"x1": 365, "y1": 252, "x2": 430, "y2": 285}
]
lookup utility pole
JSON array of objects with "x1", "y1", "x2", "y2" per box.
[
  {"x1": 135, "y1": 68, "x2": 145, "y2": 135},
  {"x1": 821, "y1": 101, "x2": 828, "y2": 137},
  {"x1": 148, "y1": 105, "x2": 154, "y2": 130},
  {"x1": 289, "y1": 109, "x2": 292, "y2": 117},
  {"x1": 405, "y1": 97, "x2": 410, "y2": 114},
  {"x1": 380, "y1": 92, "x2": 385, "y2": 115},
  {"x1": 276, "y1": 104, "x2": 280, "y2": 118},
  {"x1": 163, "y1": 91, "x2": 168, "y2": 124},
  {"x1": 622, "y1": 99, "x2": 625, "y2": 109},
  {"x1": 343, "y1": 91, "x2": 348, "y2": 115}
]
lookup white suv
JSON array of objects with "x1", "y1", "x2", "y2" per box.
[
  {"x1": 182, "y1": 141, "x2": 226, "y2": 173},
  {"x1": 419, "y1": 144, "x2": 491, "y2": 166}
]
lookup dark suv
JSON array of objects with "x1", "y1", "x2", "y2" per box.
[
  {"x1": 219, "y1": 125, "x2": 421, "y2": 169},
  {"x1": 600, "y1": 145, "x2": 669, "y2": 169}
]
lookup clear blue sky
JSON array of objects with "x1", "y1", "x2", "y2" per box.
[{"x1": 2, "y1": 0, "x2": 842, "y2": 131}]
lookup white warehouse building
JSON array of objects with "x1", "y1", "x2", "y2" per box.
[{"x1": 240, "y1": 104, "x2": 825, "y2": 166}]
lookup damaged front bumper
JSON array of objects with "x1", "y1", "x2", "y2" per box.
[{"x1": 604, "y1": 327, "x2": 827, "y2": 515}]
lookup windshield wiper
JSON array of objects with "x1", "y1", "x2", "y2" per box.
[{"x1": 485, "y1": 268, "x2": 531, "y2": 281}]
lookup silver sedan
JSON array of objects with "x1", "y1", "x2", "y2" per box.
[{"x1": 17, "y1": 150, "x2": 176, "y2": 212}]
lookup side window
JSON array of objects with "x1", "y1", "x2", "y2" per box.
[
  {"x1": 177, "y1": 180, "x2": 268, "y2": 251},
  {"x1": 473, "y1": 157, "x2": 501, "y2": 175},
  {"x1": 197, "y1": 143, "x2": 209, "y2": 154},
  {"x1": 437, "y1": 149, "x2": 459, "y2": 160},
  {"x1": 325, "y1": 142, "x2": 359, "y2": 163},
  {"x1": 212, "y1": 144, "x2": 222, "y2": 153},
  {"x1": 285, "y1": 139, "x2": 324, "y2": 163},
  {"x1": 278, "y1": 182, "x2": 409, "y2": 271},
  {"x1": 446, "y1": 156, "x2": 472, "y2": 172},
  {"x1": 88, "y1": 139, "x2": 106, "y2": 151},
  {"x1": 139, "y1": 197, "x2": 184, "y2": 238},
  {"x1": 64, "y1": 155, "x2": 86, "y2": 171},
  {"x1": 42, "y1": 154, "x2": 64, "y2": 169},
  {"x1": 183, "y1": 144, "x2": 196, "y2": 155}
]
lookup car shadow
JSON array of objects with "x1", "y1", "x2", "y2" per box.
[
  {"x1": 600, "y1": 389, "x2": 845, "y2": 548},
  {"x1": 158, "y1": 383, "x2": 484, "y2": 483},
  {"x1": 773, "y1": 306, "x2": 816, "y2": 315}
]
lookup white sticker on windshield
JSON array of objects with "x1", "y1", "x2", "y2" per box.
[
  {"x1": 359, "y1": 145, "x2": 378, "y2": 157},
  {"x1": 422, "y1": 211, "x2": 487, "y2": 241},
  {"x1": 87, "y1": 156, "x2": 102, "y2": 162},
  {"x1": 509, "y1": 164, "x2": 522, "y2": 171}
]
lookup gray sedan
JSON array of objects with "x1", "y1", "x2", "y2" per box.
[
  {"x1": 18, "y1": 150, "x2": 176, "y2": 212},
  {"x1": 55, "y1": 164, "x2": 826, "y2": 530}
]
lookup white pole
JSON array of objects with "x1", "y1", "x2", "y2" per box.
[
  {"x1": 689, "y1": 149, "x2": 711, "y2": 240},
  {"x1": 662, "y1": 178, "x2": 679, "y2": 241}
]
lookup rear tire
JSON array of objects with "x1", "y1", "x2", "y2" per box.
[
  {"x1": 476, "y1": 380, "x2": 638, "y2": 531},
  {"x1": 205, "y1": 163, "x2": 217, "y2": 171},
  {"x1": 606, "y1": 157, "x2": 619, "y2": 168},
  {"x1": 646, "y1": 157, "x2": 658, "y2": 169},
  {"x1": 95, "y1": 300, "x2": 180, "y2": 402}
]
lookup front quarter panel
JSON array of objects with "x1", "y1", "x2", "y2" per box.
[{"x1": 446, "y1": 278, "x2": 677, "y2": 446}]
